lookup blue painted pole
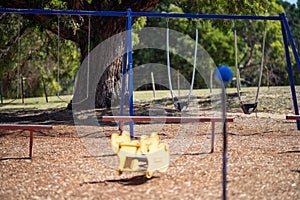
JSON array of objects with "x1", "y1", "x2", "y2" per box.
[
  {"x1": 213, "y1": 65, "x2": 233, "y2": 200},
  {"x1": 222, "y1": 84, "x2": 227, "y2": 200},
  {"x1": 131, "y1": 11, "x2": 280, "y2": 21},
  {"x1": 0, "y1": 8, "x2": 127, "y2": 16},
  {"x1": 280, "y1": 15, "x2": 300, "y2": 130},
  {"x1": 0, "y1": 8, "x2": 281, "y2": 21},
  {"x1": 214, "y1": 66, "x2": 233, "y2": 200},
  {"x1": 280, "y1": 13, "x2": 300, "y2": 71},
  {"x1": 127, "y1": 9, "x2": 134, "y2": 138}
]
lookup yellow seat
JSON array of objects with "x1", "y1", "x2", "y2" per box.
[{"x1": 110, "y1": 131, "x2": 170, "y2": 178}]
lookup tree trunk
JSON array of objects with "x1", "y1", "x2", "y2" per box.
[
  {"x1": 95, "y1": 58, "x2": 123, "y2": 108},
  {"x1": 0, "y1": 0, "x2": 160, "y2": 108}
]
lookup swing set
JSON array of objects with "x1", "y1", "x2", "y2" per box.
[
  {"x1": 1, "y1": 8, "x2": 300, "y2": 198},
  {"x1": 2, "y1": 9, "x2": 299, "y2": 120}
]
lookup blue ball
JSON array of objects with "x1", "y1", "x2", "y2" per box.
[{"x1": 214, "y1": 65, "x2": 233, "y2": 85}]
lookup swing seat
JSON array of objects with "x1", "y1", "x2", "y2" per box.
[
  {"x1": 240, "y1": 102, "x2": 258, "y2": 114},
  {"x1": 174, "y1": 101, "x2": 189, "y2": 112}
]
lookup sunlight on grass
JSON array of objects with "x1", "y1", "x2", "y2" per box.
[
  {"x1": 0, "y1": 86, "x2": 297, "y2": 111},
  {"x1": 0, "y1": 95, "x2": 72, "y2": 111},
  {"x1": 134, "y1": 89, "x2": 214, "y2": 101}
]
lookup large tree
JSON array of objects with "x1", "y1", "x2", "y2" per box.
[
  {"x1": 1, "y1": 0, "x2": 293, "y2": 107},
  {"x1": 0, "y1": 0, "x2": 159, "y2": 108}
]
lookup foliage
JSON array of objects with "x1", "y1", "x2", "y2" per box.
[
  {"x1": 133, "y1": 0, "x2": 299, "y2": 89},
  {"x1": 277, "y1": 0, "x2": 300, "y2": 84},
  {"x1": 0, "y1": 0, "x2": 299, "y2": 101},
  {"x1": 0, "y1": 0, "x2": 159, "y2": 103},
  {"x1": 0, "y1": 12, "x2": 80, "y2": 98}
]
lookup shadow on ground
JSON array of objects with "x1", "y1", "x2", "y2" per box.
[{"x1": 81, "y1": 175, "x2": 155, "y2": 186}]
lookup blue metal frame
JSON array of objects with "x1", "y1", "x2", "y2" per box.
[
  {"x1": 132, "y1": 12, "x2": 280, "y2": 21},
  {"x1": 1, "y1": 8, "x2": 300, "y2": 130},
  {"x1": 280, "y1": 13, "x2": 300, "y2": 71},
  {"x1": 0, "y1": 8, "x2": 280, "y2": 20},
  {"x1": 126, "y1": 9, "x2": 134, "y2": 138},
  {"x1": 0, "y1": 8, "x2": 127, "y2": 16},
  {"x1": 280, "y1": 13, "x2": 300, "y2": 130}
]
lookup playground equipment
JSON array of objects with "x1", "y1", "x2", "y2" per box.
[
  {"x1": 214, "y1": 65, "x2": 233, "y2": 86},
  {"x1": 0, "y1": 124, "x2": 52, "y2": 158},
  {"x1": 214, "y1": 65, "x2": 233, "y2": 200},
  {"x1": 110, "y1": 131, "x2": 169, "y2": 178},
  {"x1": 234, "y1": 21, "x2": 267, "y2": 115},
  {"x1": 166, "y1": 19, "x2": 198, "y2": 111},
  {"x1": 104, "y1": 115, "x2": 233, "y2": 179},
  {"x1": 103, "y1": 116, "x2": 234, "y2": 153},
  {"x1": 1, "y1": 8, "x2": 299, "y2": 129},
  {"x1": 286, "y1": 115, "x2": 300, "y2": 120},
  {"x1": 55, "y1": 16, "x2": 68, "y2": 103},
  {"x1": 1, "y1": 8, "x2": 300, "y2": 200}
]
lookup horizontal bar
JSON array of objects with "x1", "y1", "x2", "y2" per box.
[
  {"x1": 119, "y1": 143, "x2": 140, "y2": 147},
  {"x1": 0, "y1": 8, "x2": 281, "y2": 21},
  {"x1": 286, "y1": 115, "x2": 300, "y2": 120},
  {"x1": 0, "y1": 124, "x2": 52, "y2": 130},
  {"x1": 0, "y1": 8, "x2": 127, "y2": 16},
  {"x1": 102, "y1": 116, "x2": 234, "y2": 123},
  {"x1": 126, "y1": 154, "x2": 147, "y2": 160},
  {"x1": 132, "y1": 12, "x2": 281, "y2": 21}
]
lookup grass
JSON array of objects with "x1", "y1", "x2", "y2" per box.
[
  {"x1": 0, "y1": 95, "x2": 72, "y2": 111},
  {"x1": 0, "y1": 86, "x2": 297, "y2": 111},
  {"x1": 134, "y1": 88, "x2": 219, "y2": 101}
]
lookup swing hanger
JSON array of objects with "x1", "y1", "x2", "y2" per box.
[
  {"x1": 235, "y1": 20, "x2": 267, "y2": 114},
  {"x1": 166, "y1": 18, "x2": 198, "y2": 111}
]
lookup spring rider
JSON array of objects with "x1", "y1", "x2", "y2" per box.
[{"x1": 111, "y1": 131, "x2": 170, "y2": 178}]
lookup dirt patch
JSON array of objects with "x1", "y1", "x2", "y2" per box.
[{"x1": 1, "y1": 87, "x2": 300, "y2": 199}]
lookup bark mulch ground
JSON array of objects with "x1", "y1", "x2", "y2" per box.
[{"x1": 1, "y1": 88, "x2": 300, "y2": 199}]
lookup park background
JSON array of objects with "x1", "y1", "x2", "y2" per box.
[
  {"x1": 0, "y1": 0, "x2": 299, "y2": 108},
  {"x1": 0, "y1": 1, "x2": 300, "y2": 199}
]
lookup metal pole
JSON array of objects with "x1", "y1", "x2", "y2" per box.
[
  {"x1": 21, "y1": 76, "x2": 24, "y2": 104},
  {"x1": 127, "y1": 9, "x2": 134, "y2": 138},
  {"x1": 221, "y1": 84, "x2": 228, "y2": 200},
  {"x1": 17, "y1": 15, "x2": 21, "y2": 99},
  {"x1": 177, "y1": 69, "x2": 180, "y2": 97},
  {"x1": 210, "y1": 122, "x2": 215, "y2": 153},
  {"x1": 41, "y1": 75, "x2": 48, "y2": 103},
  {"x1": 29, "y1": 129, "x2": 33, "y2": 158},
  {"x1": 280, "y1": 15, "x2": 300, "y2": 130},
  {"x1": 210, "y1": 70, "x2": 213, "y2": 93},
  {"x1": 0, "y1": 79, "x2": 3, "y2": 104},
  {"x1": 151, "y1": 72, "x2": 156, "y2": 99},
  {"x1": 280, "y1": 13, "x2": 300, "y2": 71},
  {"x1": 0, "y1": 8, "x2": 281, "y2": 21},
  {"x1": 120, "y1": 43, "x2": 127, "y2": 118}
]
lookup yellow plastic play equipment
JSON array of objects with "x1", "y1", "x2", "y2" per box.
[{"x1": 110, "y1": 131, "x2": 170, "y2": 178}]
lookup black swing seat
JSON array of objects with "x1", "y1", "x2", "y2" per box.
[
  {"x1": 174, "y1": 101, "x2": 189, "y2": 112},
  {"x1": 240, "y1": 102, "x2": 258, "y2": 114}
]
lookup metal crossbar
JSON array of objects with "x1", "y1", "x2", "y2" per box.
[
  {"x1": 102, "y1": 116, "x2": 234, "y2": 153},
  {"x1": 102, "y1": 116, "x2": 233, "y2": 123},
  {"x1": 286, "y1": 115, "x2": 300, "y2": 120},
  {"x1": 0, "y1": 7, "x2": 299, "y2": 130},
  {"x1": 0, "y1": 124, "x2": 53, "y2": 158},
  {"x1": 0, "y1": 8, "x2": 281, "y2": 21}
]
